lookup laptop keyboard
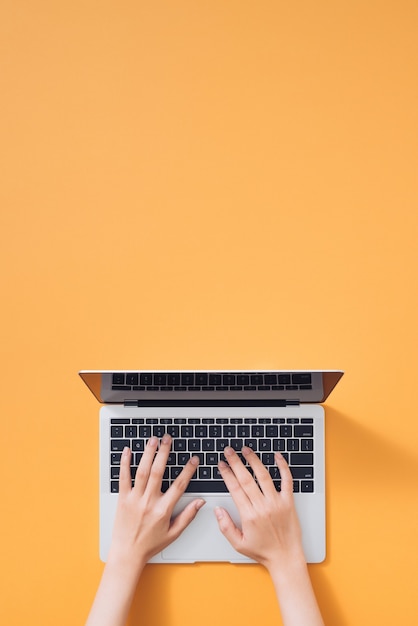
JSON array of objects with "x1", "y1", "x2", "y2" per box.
[{"x1": 109, "y1": 416, "x2": 314, "y2": 494}]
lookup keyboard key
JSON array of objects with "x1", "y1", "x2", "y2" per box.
[
  {"x1": 266, "y1": 425, "x2": 278, "y2": 437},
  {"x1": 202, "y1": 439, "x2": 215, "y2": 451},
  {"x1": 223, "y1": 425, "x2": 236, "y2": 437},
  {"x1": 199, "y1": 467, "x2": 212, "y2": 479},
  {"x1": 237, "y1": 425, "x2": 250, "y2": 437},
  {"x1": 301, "y1": 439, "x2": 314, "y2": 451},
  {"x1": 292, "y1": 373, "x2": 312, "y2": 385},
  {"x1": 171, "y1": 467, "x2": 183, "y2": 480},
  {"x1": 251, "y1": 425, "x2": 264, "y2": 437},
  {"x1": 111, "y1": 426, "x2": 123, "y2": 437},
  {"x1": 290, "y1": 453, "x2": 314, "y2": 465},
  {"x1": 112, "y1": 373, "x2": 125, "y2": 385},
  {"x1": 153, "y1": 425, "x2": 166, "y2": 438},
  {"x1": 280, "y1": 425, "x2": 292, "y2": 438},
  {"x1": 125, "y1": 425, "x2": 137, "y2": 438},
  {"x1": 111, "y1": 439, "x2": 130, "y2": 451},
  {"x1": 264, "y1": 374, "x2": 277, "y2": 384},
  {"x1": 195, "y1": 425, "x2": 208, "y2": 437},
  {"x1": 195, "y1": 373, "x2": 208, "y2": 385},
  {"x1": 301, "y1": 481, "x2": 314, "y2": 492},
  {"x1": 291, "y1": 466, "x2": 314, "y2": 479},
  {"x1": 273, "y1": 439, "x2": 286, "y2": 451},
  {"x1": 126, "y1": 373, "x2": 139, "y2": 385},
  {"x1": 295, "y1": 425, "x2": 314, "y2": 437},
  {"x1": 154, "y1": 373, "x2": 167, "y2": 385}
]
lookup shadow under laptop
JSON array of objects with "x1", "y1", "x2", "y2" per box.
[{"x1": 314, "y1": 406, "x2": 418, "y2": 625}]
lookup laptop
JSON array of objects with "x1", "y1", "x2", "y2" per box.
[{"x1": 79, "y1": 369, "x2": 343, "y2": 564}]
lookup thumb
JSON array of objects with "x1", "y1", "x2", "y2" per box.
[
  {"x1": 169, "y1": 498, "x2": 206, "y2": 540},
  {"x1": 214, "y1": 507, "x2": 243, "y2": 550}
]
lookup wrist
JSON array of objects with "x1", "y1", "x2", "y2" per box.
[
  {"x1": 106, "y1": 546, "x2": 147, "y2": 585},
  {"x1": 264, "y1": 548, "x2": 307, "y2": 580}
]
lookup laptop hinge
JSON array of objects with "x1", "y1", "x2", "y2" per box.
[{"x1": 123, "y1": 399, "x2": 300, "y2": 408}]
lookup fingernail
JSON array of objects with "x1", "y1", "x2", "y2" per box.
[
  {"x1": 190, "y1": 456, "x2": 200, "y2": 466},
  {"x1": 123, "y1": 446, "x2": 130, "y2": 456},
  {"x1": 196, "y1": 499, "x2": 206, "y2": 510},
  {"x1": 149, "y1": 436, "x2": 158, "y2": 446},
  {"x1": 218, "y1": 460, "x2": 228, "y2": 469},
  {"x1": 224, "y1": 446, "x2": 233, "y2": 456},
  {"x1": 242, "y1": 446, "x2": 251, "y2": 456},
  {"x1": 162, "y1": 434, "x2": 171, "y2": 444},
  {"x1": 214, "y1": 506, "x2": 224, "y2": 520}
]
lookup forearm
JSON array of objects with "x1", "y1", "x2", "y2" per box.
[
  {"x1": 267, "y1": 557, "x2": 324, "y2": 626},
  {"x1": 85, "y1": 555, "x2": 146, "y2": 626}
]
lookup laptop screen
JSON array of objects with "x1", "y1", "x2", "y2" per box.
[{"x1": 79, "y1": 370, "x2": 343, "y2": 405}]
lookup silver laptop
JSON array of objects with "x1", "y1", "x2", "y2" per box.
[{"x1": 79, "y1": 369, "x2": 343, "y2": 564}]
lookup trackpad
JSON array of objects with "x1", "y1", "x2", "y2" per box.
[{"x1": 162, "y1": 497, "x2": 251, "y2": 563}]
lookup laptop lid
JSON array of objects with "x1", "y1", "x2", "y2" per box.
[{"x1": 79, "y1": 370, "x2": 343, "y2": 406}]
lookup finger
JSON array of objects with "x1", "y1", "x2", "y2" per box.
[
  {"x1": 214, "y1": 506, "x2": 243, "y2": 552},
  {"x1": 168, "y1": 498, "x2": 206, "y2": 541},
  {"x1": 164, "y1": 455, "x2": 200, "y2": 505},
  {"x1": 119, "y1": 447, "x2": 132, "y2": 496},
  {"x1": 242, "y1": 446, "x2": 277, "y2": 497},
  {"x1": 223, "y1": 447, "x2": 262, "y2": 502},
  {"x1": 144, "y1": 434, "x2": 172, "y2": 492},
  {"x1": 133, "y1": 436, "x2": 159, "y2": 494},
  {"x1": 217, "y1": 458, "x2": 253, "y2": 514},
  {"x1": 275, "y1": 452, "x2": 294, "y2": 496}
]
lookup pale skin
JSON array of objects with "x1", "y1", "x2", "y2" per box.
[{"x1": 86, "y1": 434, "x2": 324, "y2": 626}]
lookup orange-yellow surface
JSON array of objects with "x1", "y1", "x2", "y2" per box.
[{"x1": 1, "y1": 1, "x2": 417, "y2": 625}]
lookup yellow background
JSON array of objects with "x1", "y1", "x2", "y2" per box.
[{"x1": 1, "y1": 1, "x2": 417, "y2": 624}]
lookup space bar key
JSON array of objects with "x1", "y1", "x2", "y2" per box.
[{"x1": 185, "y1": 481, "x2": 229, "y2": 493}]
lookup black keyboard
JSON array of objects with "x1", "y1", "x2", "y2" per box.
[
  {"x1": 109, "y1": 416, "x2": 315, "y2": 494},
  {"x1": 111, "y1": 371, "x2": 313, "y2": 392}
]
